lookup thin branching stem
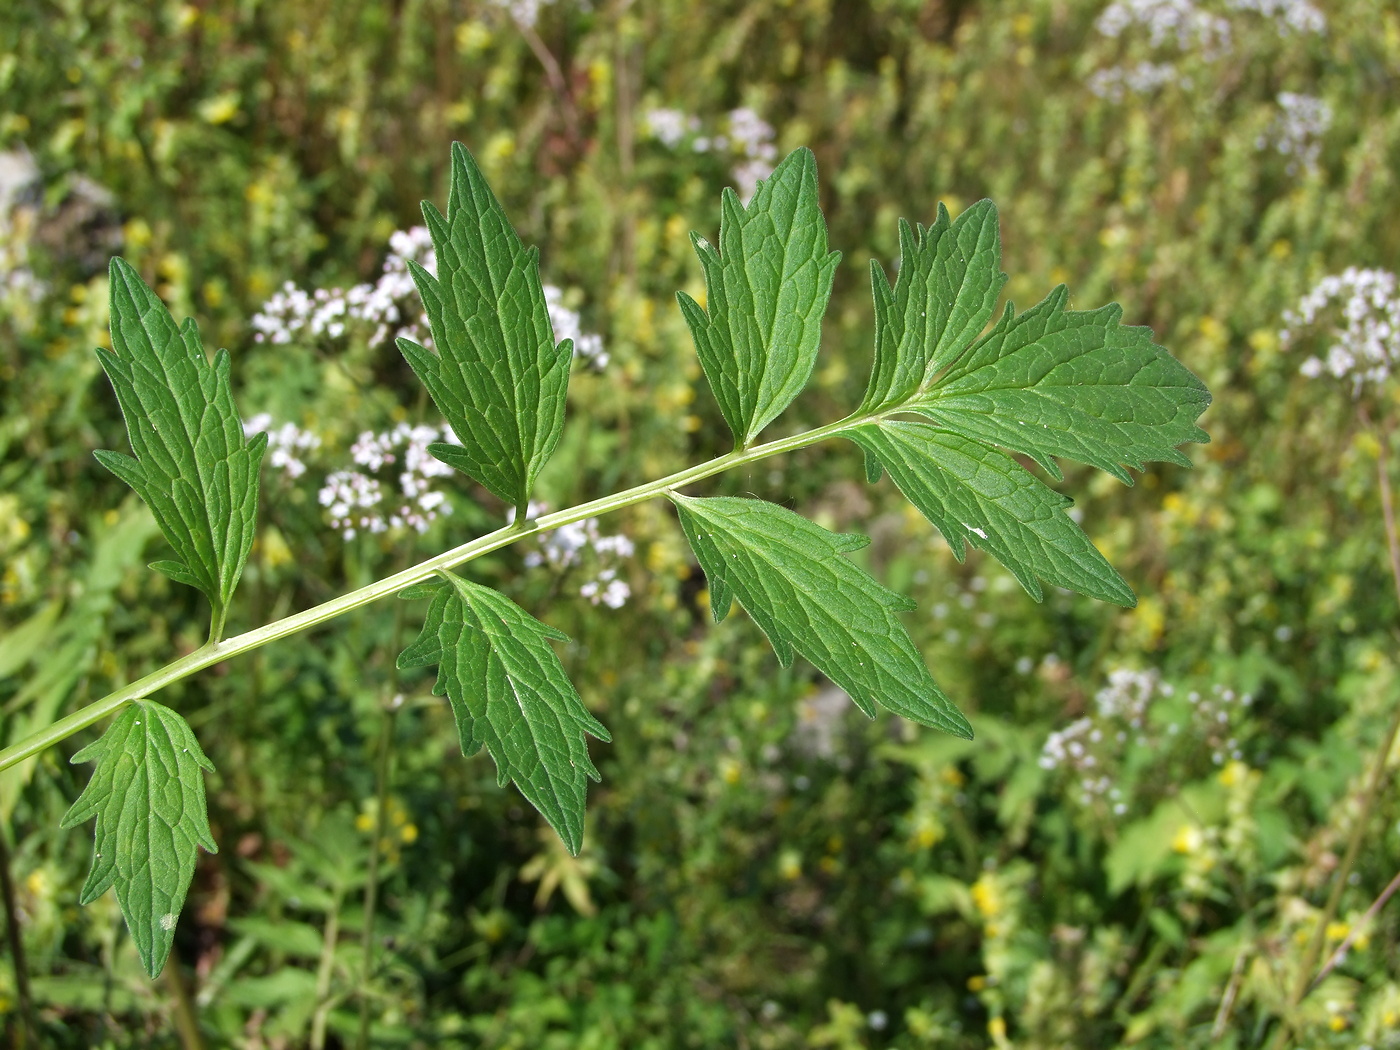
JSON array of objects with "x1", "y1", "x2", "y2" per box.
[
  {"x1": 0, "y1": 411, "x2": 875, "y2": 774},
  {"x1": 1309, "y1": 866, "x2": 1400, "y2": 992}
]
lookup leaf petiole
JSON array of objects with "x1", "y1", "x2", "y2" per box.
[{"x1": 0, "y1": 410, "x2": 872, "y2": 775}]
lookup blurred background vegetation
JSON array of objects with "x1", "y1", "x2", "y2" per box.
[{"x1": 2, "y1": 0, "x2": 1399, "y2": 1046}]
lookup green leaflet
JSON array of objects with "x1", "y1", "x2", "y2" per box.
[
  {"x1": 60, "y1": 701, "x2": 217, "y2": 979},
  {"x1": 670, "y1": 494, "x2": 972, "y2": 739},
  {"x1": 676, "y1": 147, "x2": 841, "y2": 449},
  {"x1": 397, "y1": 571, "x2": 611, "y2": 855},
  {"x1": 398, "y1": 142, "x2": 572, "y2": 514},
  {"x1": 844, "y1": 421, "x2": 1135, "y2": 606},
  {"x1": 96, "y1": 259, "x2": 267, "y2": 622},
  {"x1": 907, "y1": 285, "x2": 1211, "y2": 483},
  {"x1": 860, "y1": 201, "x2": 1005, "y2": 413}
]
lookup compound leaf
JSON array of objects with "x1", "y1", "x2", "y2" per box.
[
  {"x1": 677, "y1": 147, "x2": 841, "y2": 448},
  {"x1": 670, "y1": 494, "x2": 972, "y2": 739},
  {"x1": 60, "y1": 700, "x2": 216, "y2": 979},
  {"x1": 845, "y1": 420, "x2": 1134, "y2": 605},
  {"x1": 397, "y1": 571, "x2": 610, "y2": 854},
  {"x1": 860, "y1": 200, "x2": 1005, "y2": 412},
  {"x1": 398, "y1": 142, "x2": 572, "y2": 514},
  {"x1": 97, "y1": 259, "x2": 267, "y2": 619},
  {"x1": 907, "y1": 285, "x2": 1211, "y2": 483}
]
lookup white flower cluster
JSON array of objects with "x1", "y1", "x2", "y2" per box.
[
  {"x1": 251, "y1": 226, "x2": 606, "y2": 368},
  {"x1": 1088, "y1": 61, "x2": 1188, "y2": 100},
  {"x1": 1284, "y1": 268, "x2": 1400, "y2": 393},
  {"x1": 508, "y1": 502, "x2": 634, "y2": 608},
  {"x1": 242, "y1": 414, "x2": 322, "y2": 479},
  {"x1": 251, "y1": 226, "x2": 433, "y2": 349},
  {"x1": 1225, "y1": 0, "x2": 1324, "y2": 34},
  {"x1": 544, "y1": 286, "x2": 608, "y2": 368},
  {"x1": 1095, "y1": 666, "x2": 1170, "y2": 722},
  {"x1": 1040, "y1": 668, "x2": 1175, "y2": 812},
  {"x1": 1090, "y1": 0, "x2": 1324, "y2": 100},
  {"x1": 644, "y1": 108, "x2": 701, "y2": 148},
  {"x1": 1095, "y1": 0, "x2": 1232, "y2": 56},
  {"x1": 1256, "y1": 92, "x2": 1331, "y2": 174},
  {"x1": 1040, "y1": 669, "x2": 1255, "y2": 811},
  {"x1": 484, "y1": 0, "x2": 567, "y2": 28},
  {"x1": 318, "y1": 423, "x2": 459, "y2": 539},
  {"x1": 643, "y1": 106, "x2": 780, "y2": 204},
  {"x1": 727, "y1": 108, "x2": 781, "y2": 204},
  {"x1": 0, "y1": 149, "x2": 46, "y2": 320},
  {"x1": 1186, "y1": 682, "x2": 1251, "y2": 765}
]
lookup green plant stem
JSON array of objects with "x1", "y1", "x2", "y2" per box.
[
  {"x1": 1309, "y1": 866, "x2": 1400, "y2": 992},
  {"x1": 356, "y1": 702, "x2": 397, "y2": 1050},
  {"x1": 0, "y1": 412, "x2": 875, "y2": 774},
  {"x1": 309, "y1": 888, "x2": 343, "y2": 1050},
  {"x1": 1267, "y1": 415, "x2": 1400, "y2": 1049},
  {"x1": 164, "y1": 944, "x2": 206, "y2": 1050},
  {"x1": 357, "y1": 586, "x2": 410, "y2": 1050}
]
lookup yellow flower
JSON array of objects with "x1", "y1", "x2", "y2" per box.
[
  {"x1": 988, "y1": 1017, "x2": 1007, "y2": 1039},
  {"x1": 778, "y1": 849, "x2": 801, "y2": 881},
  {"x1": 971, "y1": 875, "x2": 1002, "y2": 919},
  {"x1": 197, "y1": 92, "x2": 241, "y2": 126},
  {"x1": 1325, "y1": 921, "x2": 1349, "y2": 941},
  {"x1": 1172, "y1": 824, "x2": 1203, "y2": 854},
  {"x1": 967, "y1": 975, "x2": 987, "y2": 992},
  {"x1": 1218, "y1": 761, "x2": 1248, "y2": 787}
]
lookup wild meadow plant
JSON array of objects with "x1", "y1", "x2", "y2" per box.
[
  {"x1": 0, "y1": 139, "x2": 1211, "y2": 1032},
  {"x1": 1018, "y1": 265, "x2": 1400, "y2": 1048}
]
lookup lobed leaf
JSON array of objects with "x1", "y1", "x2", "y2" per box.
[
  {"x1": 859, "y1": 200, "x2": 1005, "y2": 413},
  {"x1": 844, "y1": 420, "x2": 1134, "y2": 605},
  {"x1": 96, "y1": 259, "x2": 267, "y2": 617},
  {"x1": 676, "y1": 147, "x2": 841, "y2": 449},
  {"x1": 670, "y1": 494, "x2": 972, "y2": 739},
  {"x1": 397, "y1": 571, "x2": 610, "y2": 854},
  {"x1": 60, "y1": 700, "x2": 216, "y2": 979},
  {"x1": 398, "y1": 142, "x2": 572, "y2": 513},
  {"x1": 906, "y1": 285, "x2": 1211, "y2": 483}
]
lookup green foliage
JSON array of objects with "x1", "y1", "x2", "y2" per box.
[
  {"x1": 672, "y1": 494, "x2": 974, "y2": 739},
  {"x1": 94, "y1": 259, "x2": 266, "y2": 626},
  {"x1": 676, "y1": 147, "x2": 841, "y2": 448},
  {"x1": 58, "y1": 700, "x2": 216, "y2": 979},
  {"x1": 398, "y1": 142, "x2": 572, "y2": 515},
  {"x1": 396, "y1": 570, "x2": 610, "y2": 856},
  {"x1": 907, "y1": 284, "x2": 1211, "y2": 484},
  {"x1": 3, "y1": 0, "x2": 1397, "y2": 1045},
  {"x1": 859, "y1": 201, "x2": 1005, "y2": 413},
  {"x1": 846, "y1": 420, "x2": 1134, "y2": 604}
]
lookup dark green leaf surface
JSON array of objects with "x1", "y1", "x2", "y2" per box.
[
  {"x1": 676, "y1": 147, "x2": 841, "y2": 448},
  {"x1": 397, "y1": 571, "x2": 610, "y2": 854},
  {"x1": 907, "y1": 285, "x2": 1211, "y2": 483},
  {"x1": 670, "y1": 494, "x2": 972, "y2": 739},
  {"x1": 845, "y1": 420, "x2": 1134, "y2": 605},
  {"x1": 60, "y1": 701, "x2": 216, "y2": 979},
  {"x1": 398, "y1": 142, "x2": 571, "y2": 512},
  {"x1": 860, "y1": 200, "x2": 1005, "y2": 412},
  {"x1": 96, "y1": 259, "x2": 267, "y2": 615}
]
